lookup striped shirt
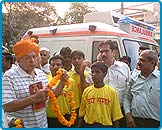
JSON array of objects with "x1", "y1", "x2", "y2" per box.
[{"x1": 2, "y1": 65, "x2": 48, "y2": 128}]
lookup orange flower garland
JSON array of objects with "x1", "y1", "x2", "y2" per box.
[
  {"x1": 14, "y1": 119, "x2": 23, "y2": 128},
  {"x1": 46, "y1": 68, "x2": 77, "y2": 127}
]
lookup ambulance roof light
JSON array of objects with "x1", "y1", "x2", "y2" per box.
[
  {"x1": 50, "y1": 28, "x2": 57, "y2": 35},
  {"x1": 27, "y1": 31, "x2": 33, "y2": 36},
  {"x1": 89, "y1": 25, "x2": 96, "y2": 32}
]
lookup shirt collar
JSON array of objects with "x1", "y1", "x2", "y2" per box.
[
  {"x1": 131, "y1": 69, "x2": 141, "y2": 81},
  {"x1": 71, "y1": 67, "x2": 78, "y2": 74},
  {"x1": 114, "y1": 60, "x2": 120, "y2": 66},
  {"x1": 109, "y1": 60, "x2": 120, "y2": 67},
  {"x1": 139, "y1": 68, "x2": 160, "y2": 79},
  {"x1": 151, "y1": 68, "x2": 160, "y2": 78}
]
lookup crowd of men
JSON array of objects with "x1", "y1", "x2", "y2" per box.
[{"x1": 2, "y1": 37, "x2": 160, "y2": 128}]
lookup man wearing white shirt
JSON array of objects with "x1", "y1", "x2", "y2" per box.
[{"x1": 40, "y1": 47, "x2": 50, "y2": 74}]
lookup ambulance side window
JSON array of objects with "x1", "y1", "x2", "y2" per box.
[
  {"x1": 92, "y1": 41, "x2": 101, "y2": 63},
  {"x1": 124, "y1": 40, "x2": 159, "y2": 70},
  {"x1": 113, "y1": 41, "x2": 120, "y2": 60},
  {"x1": 138, "y1": 42, "x2": 159, "y2": 54},
  {"x1": 92, "y1": 40, "x2": 120, "y2": 63},
  {"x1": 123, "y1": 40, "x2": 139, "y2": 70}
]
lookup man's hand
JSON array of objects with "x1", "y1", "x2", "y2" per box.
[
  {"x1": 80, "y1": 60, "x2": 91, "y2": 74},
  {"x1": 60, "y1": 69, "x2": 69, "y2": 86},
  {"x1": 125, "y1": 113, "x2": 137, "y2": 127},
  {"x1": 53, "y1": 69, "x2": 70, "y2": 97},
  {"x1": 32, "y1": 89, "x2": 49, "y2": 104}
]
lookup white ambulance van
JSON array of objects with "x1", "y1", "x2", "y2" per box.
[{"x1": 23, "y1": 11, "x2": 159, "y2": 70}]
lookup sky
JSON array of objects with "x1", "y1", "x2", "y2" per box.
[
  {"x1": 51, "y1": 2, "x2": 150, "y2": 17},
  {"x1": 2, "y1": 2, "x2": 151, "y2": 16}
]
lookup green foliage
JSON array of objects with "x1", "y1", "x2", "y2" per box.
[
  {"x1": 2, "y1": 2, "x2": 59, "y2": 47},
  {"x1": 64, "y1": 2, "x2": 96, "y2": 24},
  {"x1": 2, "y1": 2, "x2": 96, "y2": 51}
]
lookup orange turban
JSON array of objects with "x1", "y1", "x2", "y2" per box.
[{"x1": 13, "y1": 39, "x2": 40, "y2": 59}]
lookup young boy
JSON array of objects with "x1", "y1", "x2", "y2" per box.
[
  {"x1": 69, "y1": 50, "x2": 92, "y2": 127},
  {"x1": 60, "y1": 47, "x2": 73, "y2": 72},
  {"x1": 46, "y1": 55, "x2": 75, "y2": 128},
  {"x1": 78, "y1": 61, "x2": 123, "y2": 127}
]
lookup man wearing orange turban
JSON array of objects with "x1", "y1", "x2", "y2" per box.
[
  {"x1": 2, "y1": 39, "x2": 49, "y2": 128},
  {"x1": 2, "y1": 39, "x2": 69, "y2": 128},
  {"x1": 13, "y1": 39, "x2": 40, "y2": 60}
]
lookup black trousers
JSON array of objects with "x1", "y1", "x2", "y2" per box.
[
  {"x1": 47, "y1": 114, "x2": 75, "y2": 128},
  {"x1": 133, "y1": 117, "x2": 160, "y2": 128},
  {"x1": 84, "y1": 122, "x2": 112, "y2": 128},
  {"x1": 119, "y1": 107, "x2": 126, "y2": 127}
]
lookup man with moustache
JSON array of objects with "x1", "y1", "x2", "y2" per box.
[{"x1": 123, "y1": 50, "x2": 160, "y2": 128}]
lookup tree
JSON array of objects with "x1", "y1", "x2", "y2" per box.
[
  {"x1": 63, "y1": 2, "x2": 96, "y2": 24},
  {"x1": 2, "y1": 2, "x2": 59, "y2": 48}
]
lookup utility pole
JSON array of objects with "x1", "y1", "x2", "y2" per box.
[{"x1": 121, "y1": 2, "x2": 124, "y2": 14}]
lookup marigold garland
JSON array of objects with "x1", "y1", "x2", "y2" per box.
[
  {"x1": 46, "y1": 68, "x2": 77, "y2": 127},
  {"x1": 14, "y1": 119, "x2": 23, "y2": 128}
]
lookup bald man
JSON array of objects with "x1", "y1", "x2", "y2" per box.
[{"x1": 123, "y1": 50, "x2": 160, "y2": 128}]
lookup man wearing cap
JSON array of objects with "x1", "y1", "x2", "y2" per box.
[
  {"x1": 2, "y1": 39, "x2": 66, "y2": 128},
  {"x1": 2, "y1": 52, "x2": 13, "y2": 75}
]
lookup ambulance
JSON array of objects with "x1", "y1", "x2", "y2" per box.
[{"x1": 23, "y1": 11, "x2": 159, "y2": 70}]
